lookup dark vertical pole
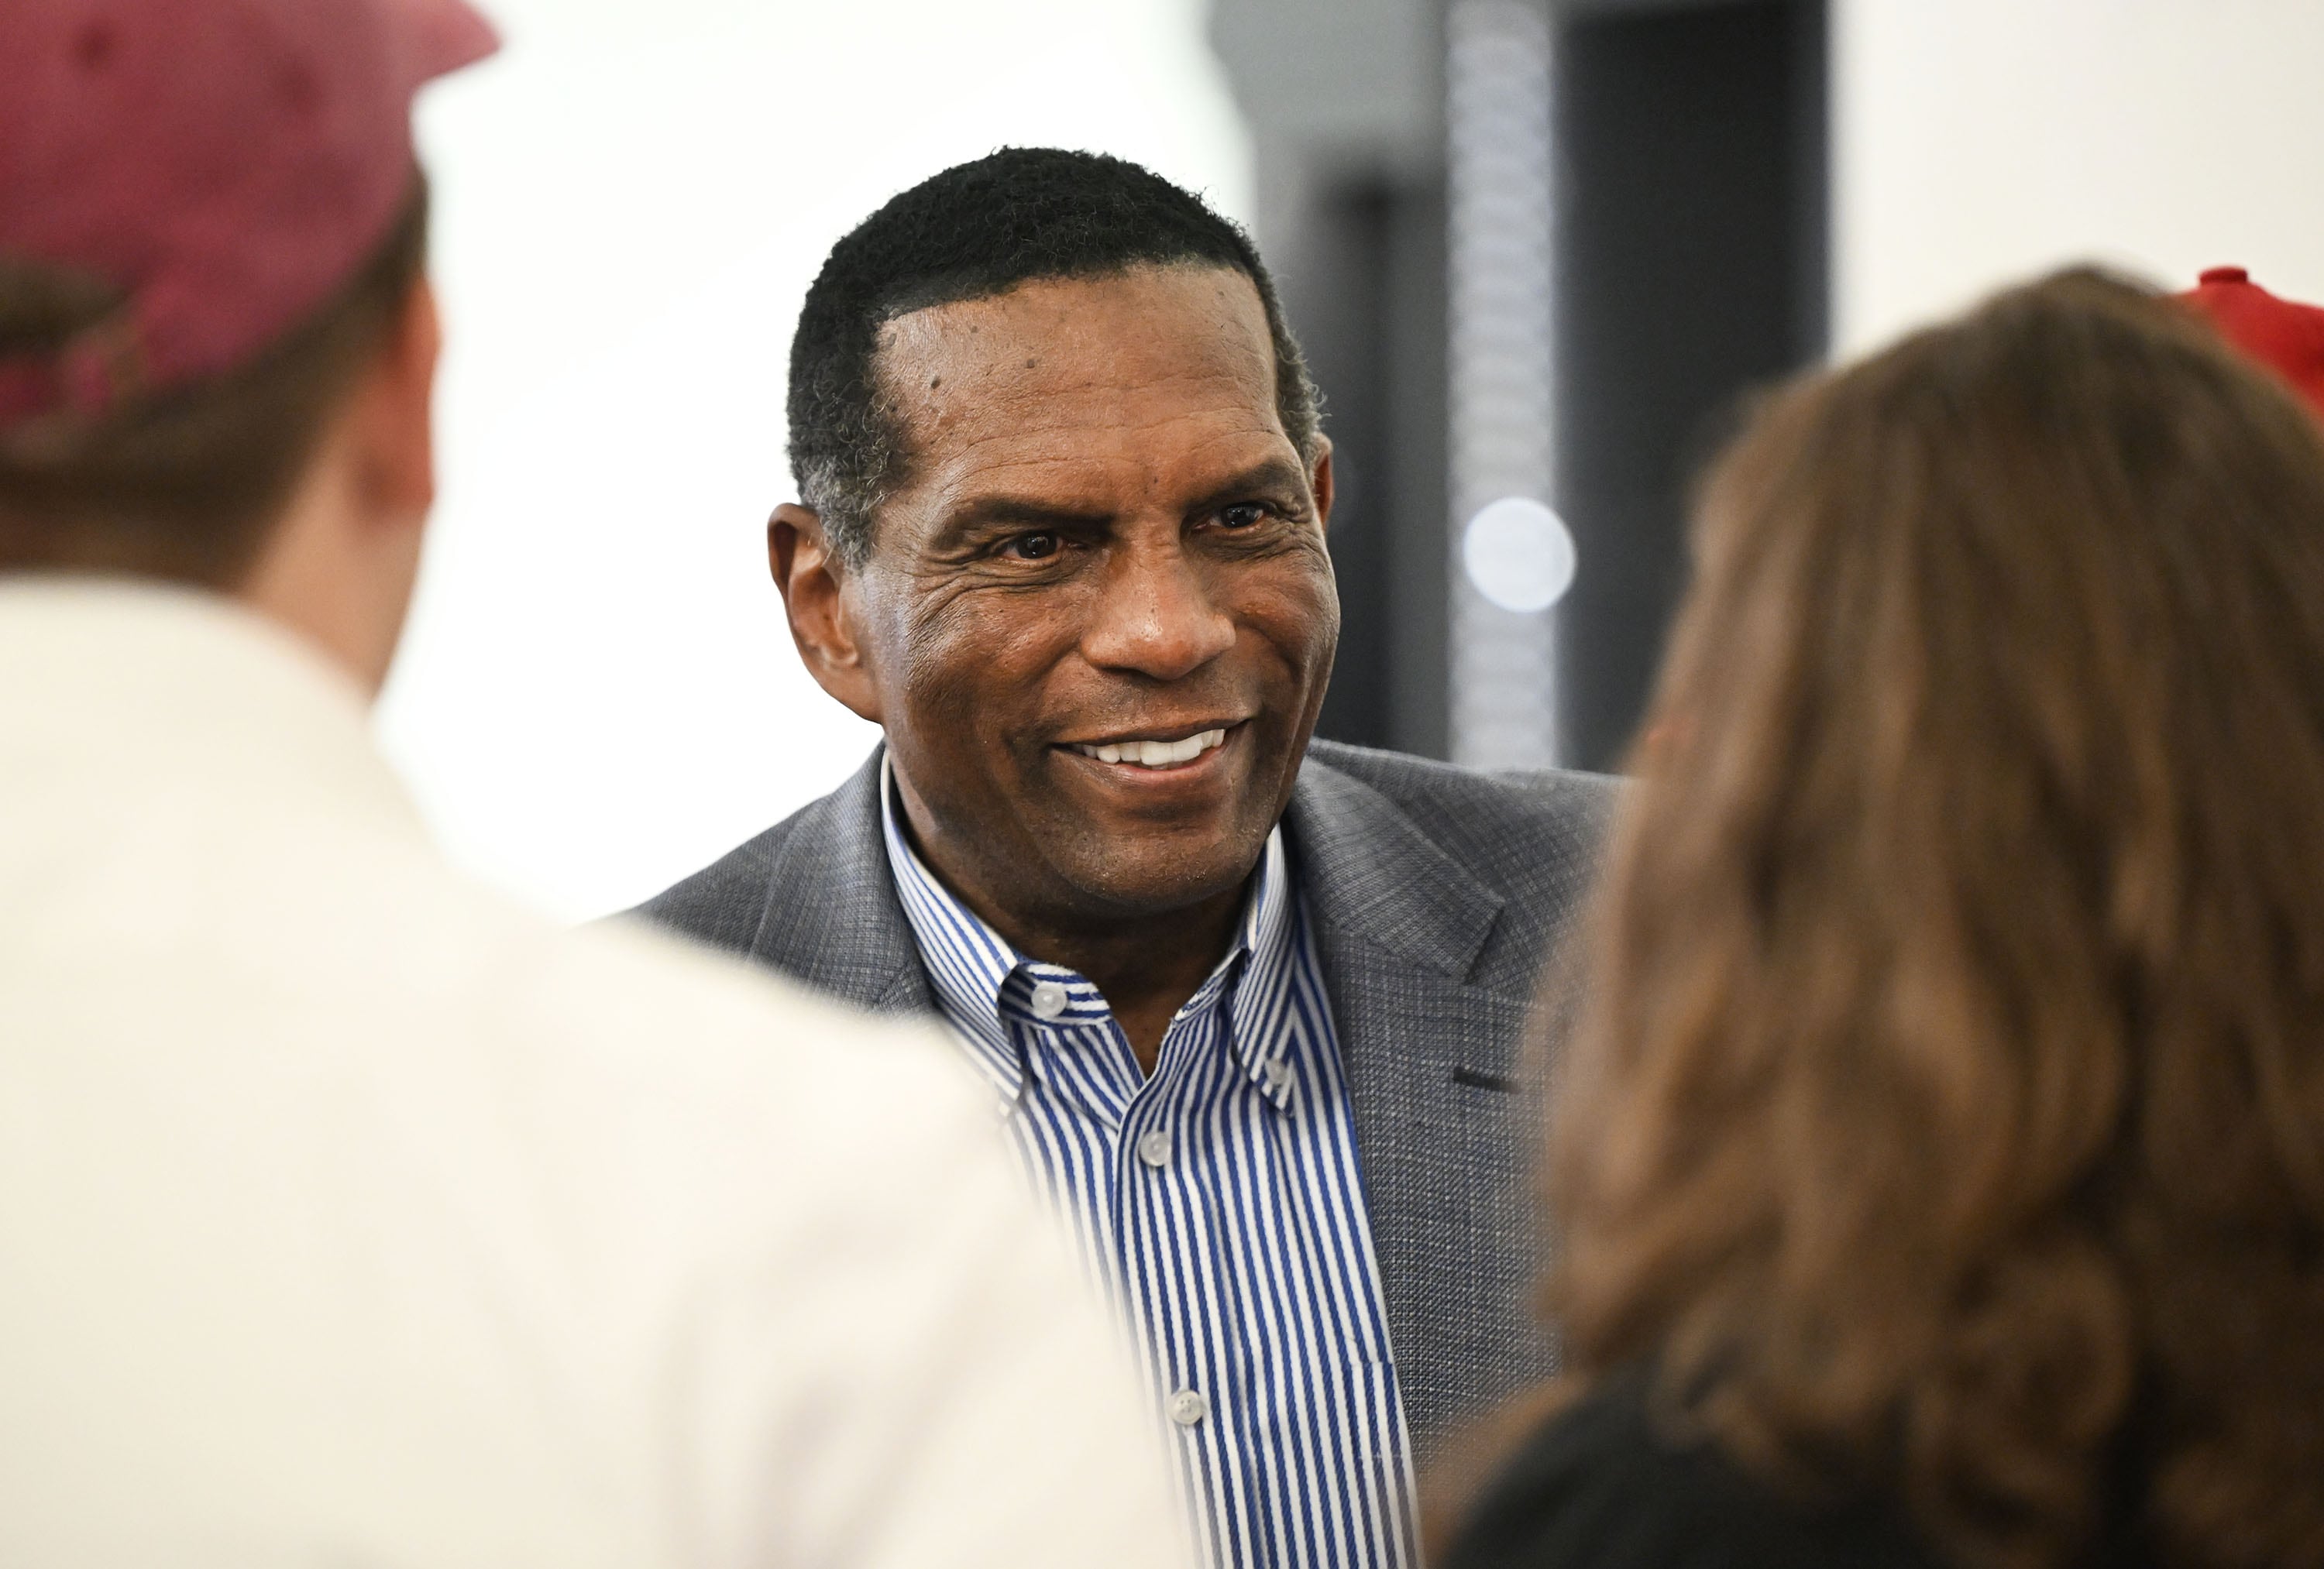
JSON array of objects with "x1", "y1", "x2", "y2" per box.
[
  {"x1": 1301, "y1": 184, "x2": 1397, "y2": 752},
  {"x1": 1296, "y1": 177, "x2": 1453, "y2": 759},
  {"x1": 1551, "y1": 0, "x2": 1829, "y2": 772},
  {"x1": 1382, "y1": 177, "x2": 1452, "y2": 760}
]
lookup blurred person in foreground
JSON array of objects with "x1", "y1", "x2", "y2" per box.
[
  {"x1": 0, "y1": 3, "x2": 1184, "y2": 1565},
  {"x1": 632, "y1": 148, "x2": 1617, "y2": 1569},
  {"x1": 1436, "y1": 268, "x2": 2324, "y2": 1569}
]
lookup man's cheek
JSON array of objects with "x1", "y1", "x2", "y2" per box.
[{"x1": 898, "y1": 607, "x2": 1003, "y2": 722}]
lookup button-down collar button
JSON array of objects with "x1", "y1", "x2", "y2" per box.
[
  {"x1": 1263, "y1": 1059, "x2": 1292, "y2": 1093},
  {"x1": 1137, "y1": 1128, "x2": 1174, "y2": 1168},
  {"x1": 1168, "y1": 1388, "x2": 1208, "y2": 1427},
  {"x1": 1030, "y1": 980, "x2": 1069, "y2": 1020}
]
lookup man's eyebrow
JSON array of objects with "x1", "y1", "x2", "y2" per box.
[
  {"x1": 931, "y1": 456, "x2": 1312, "y2": 544},
  {"x1": 933, "y1": 495, "x2": 1116, "y2": 541},
  {"x1": 1184, "y1": 457, "x2": 1312, "y2": 516}
]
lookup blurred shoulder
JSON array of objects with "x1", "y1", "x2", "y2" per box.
[
  {"x1": 326, "y1": 836, "x2": 993, "y2": 1233},
  {"x1": 391, "y1": 876, "x2": 1188, "y2": 1567},
  {"x1": 489, "y1": 903, "x2": 985, "y2": 1162},
  {"x1": 1445, "y1": 1373, "x2": 1945, "y2": 1569}
]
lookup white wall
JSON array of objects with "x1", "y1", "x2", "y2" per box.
[
  {"x1": 387, "y1": 0, "x2": 1253, "y2": 921},
  {"x1": 1833, "y1": 0, "x2": 2324, "y2": 355}
]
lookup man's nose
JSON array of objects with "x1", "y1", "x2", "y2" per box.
[{"x1": 1079, "y1": 541, "x2": 1236, "y2": 682}]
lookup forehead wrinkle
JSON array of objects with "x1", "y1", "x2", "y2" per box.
[
  {"x1": 898, "y1": 353, "x2": 1274, "y2": 440},
  {"x1": 903, "y1": 345, "x2": 1282, "y2": 441},
  {"x1": 936, "y1": 382, "x2": 1281, "y2": 451},
  {"x1": 919, "y1": 408, "x2": 1294, "y2": 517}
]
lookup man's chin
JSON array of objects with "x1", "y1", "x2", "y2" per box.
[
  {"x1": 1041, "y1": 827, "x2": 1270, "y2": 922},
  {"x1": 1012, "y1": 738, "x2": 1290, "y2": 911}
]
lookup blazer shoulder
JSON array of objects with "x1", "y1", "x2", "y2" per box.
[
  {"x1": 627, "y1": 812, "x2": 812, "y2": 960},
  {"x1": 1303, "y1": 740, "x2": 1621, "y2": 880},
  {"x1": 617, "y1": 751, "x2": 931, "y2": 1018},
  {"x1": 1295, "y1": 740, "x2": 1622, "y2": 1002},
  {"x1": 627, "y1": 745, "x2": 885, "y2": 960}
]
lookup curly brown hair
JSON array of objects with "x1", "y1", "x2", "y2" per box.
[{"x1": 1543, "y1": 270, "x2": 2324, "y2": 1568}]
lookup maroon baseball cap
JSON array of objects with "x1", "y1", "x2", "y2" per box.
[
  {"x1": 2177, "y1": 266, "x2": 2324, "y2": 421},
  {"x1": 0, "y1": 0, "x2": 498, "y2": 430}
]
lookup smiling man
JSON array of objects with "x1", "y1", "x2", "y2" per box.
[{"x1": 637, "y1": 149, "x2": 1616, "y2": 1568}]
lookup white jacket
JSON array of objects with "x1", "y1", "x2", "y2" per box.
[{"x1": 0, "y1": 580, "x2": 1186, "y2": 1569}]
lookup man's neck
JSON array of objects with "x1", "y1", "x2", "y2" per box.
[
  {"x1": 889, "y1": 775, "x2": 1250, "y2": 1076},
  {"x1": 998, "y1": 888, "x2": 1246, "y2": 1077}
]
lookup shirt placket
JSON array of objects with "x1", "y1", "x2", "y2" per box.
[{"x1": 1120, "y1": 989, "x2": 1274, "y2": 1567}]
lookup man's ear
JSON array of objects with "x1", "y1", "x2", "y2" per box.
[
  {"x1": 1308, "y1": 437, "x2": 1335, "y2": 533},
  {"x1": 769, "y1": 503, "x2": 882, "y2": 723},
  {"x1": 354, "y1": 276, "x2": 441, "y2": 528},
  {"x1": 236, "y1": 275, "x2": 441, "y2": 695}
]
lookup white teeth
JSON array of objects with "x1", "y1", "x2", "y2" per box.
[{"x1": 1074, "y1": 728, "x2": 1228, "y2": 768}]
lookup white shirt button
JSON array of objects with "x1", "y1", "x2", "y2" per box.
[
  {"x1": 1167, "y1": 1388, "x2": 1208, "y2": 1427},
  {"x1": 1030, "y1": 980, "x2": 1068, "y2": 1020},
  {"x1": 1136, "y1": 1128, "x2": 1173, "y2": 1168},
  {"x1": 1263, "y1": 1059, "x2": 1292, "y2": 1093}
]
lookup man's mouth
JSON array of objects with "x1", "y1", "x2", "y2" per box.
[{"x1": 1067, "y1": 726, "x2": 1231, "y2": 769}]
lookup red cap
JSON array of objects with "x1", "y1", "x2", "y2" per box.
[
  {"x1": 2177, "y1": 266, "x2": 2324, "y2": 421},
  {"x1": 0, "y1": 0, "x2": 498, "y2": 430}
]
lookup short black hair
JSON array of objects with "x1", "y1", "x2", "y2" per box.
[{"x1": 786, "y1": 146, "x2": 1322, "y2": 568}]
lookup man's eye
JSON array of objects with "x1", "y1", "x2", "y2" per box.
[
  {"x1": 1002, "y1": 532, "x2": 1061, "y2": 561},
  {"x1": 1219, "y1": 503, "x2": 1272, "y2": 530}
]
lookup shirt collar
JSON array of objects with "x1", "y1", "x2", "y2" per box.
[
  {"x1": 1228, "y1": 826, "x2": 1304, "y2": 1110},
  {"x1": 878, "y1": 754, "x2": 1303, "y2": 1110},
  {"x1": 878, "y1": 756, "x2": 1027, "y2": 1102}
]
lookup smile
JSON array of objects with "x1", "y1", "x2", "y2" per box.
[{"x1": 1068, "y1": 727, "x2": 1230, "y2": 769}]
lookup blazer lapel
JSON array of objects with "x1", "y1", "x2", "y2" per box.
[
  {"x1": 1284, "y1": 759, "x2": 1557, "y2": 1457},
  {"x1": 744, "y1": 747, "x2": 935, "y2": 1016}
]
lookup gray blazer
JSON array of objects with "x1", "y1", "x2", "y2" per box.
[{"x1": 632, "y1": 737, "x2": 1618, "y2": 1458}]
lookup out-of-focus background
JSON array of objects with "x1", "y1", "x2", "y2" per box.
[{"x1": 387, "y1": 0, "x2": 2324, "y2": 921}]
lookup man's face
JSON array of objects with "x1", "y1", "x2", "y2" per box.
[{"x1": 816, "y1": 263, "x2": 1338, "y2": 933}]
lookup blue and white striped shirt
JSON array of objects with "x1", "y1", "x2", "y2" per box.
[{"x1": 880, "y1": 766, "x2": 1418, "y2": 1569}]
